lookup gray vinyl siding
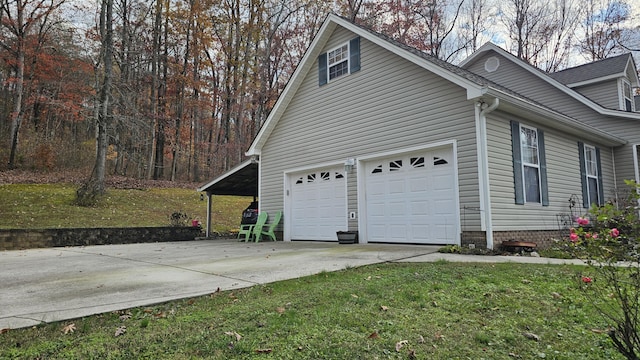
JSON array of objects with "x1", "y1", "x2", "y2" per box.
[
  {"x1": 465, "y1": 51, "x2": 640, "y2": 136},
  {"x1": 465, "y1": 51, "x2": 640, "y2": 195},
  {"x1": 465, "y1": 52, "x2": 602, "y2": 121},
  {"x1": 614, "y1": 144, "x2": 639, "y2": 190},
  {"x1": 573, "y1": 80, "x2": 620, "y2": 110},
  {"x1": 487, "y1": 112, "x2": 616, "y2": 231},
  {"x1": 259, "y1": 26, "x2": 482, "y2": 232}
]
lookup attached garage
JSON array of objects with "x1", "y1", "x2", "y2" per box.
[
  {"x1": 362, "y1": 146, "x2": 459, "y2": 244},
  {"x1": 288, "y1": 167, "x2": 347, "y2": 241}
]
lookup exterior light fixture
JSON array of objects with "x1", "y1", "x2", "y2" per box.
[{"x1": 344, "y1": 158, "x2": 355, "y2": 172}]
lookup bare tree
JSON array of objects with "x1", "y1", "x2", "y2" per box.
[
  {"x1": 414, "y1": 0, "x2": 466, "y2": 61},
  {"x1": 458, "y1": 0, "x2": 493, "y2": 57},
  {"x1": 580, "y1": 0, "x2": 631, "y2": 61},
  {"x1": 536, "y1": 0, "x2": 581, "y2": 72},
  {"x1": 501, "y1": 0, "x2": 553, "y2": 63},
  {"x1": 76, "y1": 0, "x2": 114, "y2": 205}
]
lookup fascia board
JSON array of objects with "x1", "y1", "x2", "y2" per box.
[
  {"x1": 565, "y1": 73, "x2": 626, "y2": 88},
  {"x1": 485, "y1": 88, "x2": 627, "y2": 147},
  {"x1": 332, "y1": 19, "x2": 483, "y2": 93},
  {"x1": 458, "y1": 42, "x2": 494, "y2": 67},
  {"x1": 624, "y1": 57, "x2": 640, "y2": 87}
]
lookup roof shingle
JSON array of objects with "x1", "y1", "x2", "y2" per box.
[{"x1": 549, "y1": 53, "x2": 633, "y2": 85}]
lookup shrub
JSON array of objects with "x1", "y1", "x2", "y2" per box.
[
  {"x1": 169, "y1": 211, "x2": 190, "y2": 227},
  {"x1": 571, "y1": 180, "x2": 640, "y2": 360}
]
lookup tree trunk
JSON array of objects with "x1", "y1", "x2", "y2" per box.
[
  {"x1": 77, "y1": 0, "x2": 113, "y2": 206},
  {"x1": 7, "y1": 4, "x2": 25, "y2": 169}
]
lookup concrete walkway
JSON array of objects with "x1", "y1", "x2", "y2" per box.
[{"x1": 0, "y1": 239, "x2": 587, "y2": 330}]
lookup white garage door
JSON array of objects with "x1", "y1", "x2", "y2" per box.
[
  {"x1": 290, "y1": 167, "x2": 347, "y2": 241},
  {"x1": 365, "y1": 147, "x2": 457, "y2": 244}
]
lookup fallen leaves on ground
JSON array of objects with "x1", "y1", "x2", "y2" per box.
[
  {"x1": 276, "y1": 307, "x2": 285, "y2": 314},
  {"x1": 368, "y1": 331, "x2": 379, "y2": 339},
  {"x1": 395, "y1": 340, "x2": 408, "y2": 352},
  {"x1": 408, "y1": 349, "x2": 417, "y2": 359},
  {"x1": 523, "y1": 332, "x2": 540, "y2": 341},
  {"x1": 62, "y1": 323, "x2": 76, "y2": 334},
  {"x1": 255, "y1": 348, "x2": 272, "y2": 354},
  {"x1": 224, "y1": 331, "x2": 242, "y2": 341},
  {"x1": 154, "y1": 311, "x2": 167, "y2": 319},
  {"x1": 115, "y1": 325, "x2": 127, "y2": 337},
  {"x1": 1, "y1": 328, "x2": 10, "y2": 334},
  {"x1": 380, "y1": 305, "x2": 389, "y2": 311}
]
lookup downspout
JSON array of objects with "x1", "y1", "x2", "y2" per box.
[
  {"x1": 475, "y1": 98, "x2": 499, "y2": 249},
  {"x1": 633, "y1": 145, "x2": 639, "y2": 185},
  {"x1": 633, "y1": 145, "x2": 640, "y2": 214}
]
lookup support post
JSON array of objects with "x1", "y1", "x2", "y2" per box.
[{"x1": 206, "y1": 192, "x2": 213, "y2": 238}]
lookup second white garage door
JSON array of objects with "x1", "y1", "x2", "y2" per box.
[
  {"x1": 364, "y1": 147, "x2": 458, "y2": 244},
  {"x1": 289, "y1": 167, "x2": 347, "y2": 241}
]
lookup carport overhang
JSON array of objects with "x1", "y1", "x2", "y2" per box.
[{"x1": 197, "y1": 159, "x2": 258, "y2": 237}]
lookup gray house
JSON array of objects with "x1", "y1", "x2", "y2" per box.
[{"x1": 203, "y1": 14, "x2": 640, "y2": 249}]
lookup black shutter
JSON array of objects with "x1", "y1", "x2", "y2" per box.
[
  {"x1": 349, "y1": 37, "x2": 360, "y2": 73},
  {"x1": 578, "y1": 142, "x2": 589, "y2": 208},
  {"x1": 596, "y1": 147, "x2": 604, "y2": 205},
  {"x1": 538, "y1": 129, "x2": 549, "y2": 206},
  {"x1": 318, "y1": 53, "x2": 327, "y2": 86},
  {"x1": 511, "y1": 121, "x2": 524, "y2": 205}
]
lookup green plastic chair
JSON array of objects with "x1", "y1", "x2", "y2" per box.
[
  {"x1": 257, "y1": 211, "x2": 282, "y2": 242},
  {"x1": 238, "y1": 212, "x2": 268, "y2": 242}
]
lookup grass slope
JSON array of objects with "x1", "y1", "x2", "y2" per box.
[
  {"x1": 0, "y1": 263, "x2": 621, "y2": 359},
  {"x1": 0, "y1": 184, "x2": 250, "y2": 233}
]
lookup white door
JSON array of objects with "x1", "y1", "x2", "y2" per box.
[
  {"x1": 365, "y1": 147, "x2": 457, "y2": 244},
  {"x1": 290, "y1": 167, "x2": 347, "y2": 241}
]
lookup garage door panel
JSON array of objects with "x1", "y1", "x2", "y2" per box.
[
  {"x1": 408, "y1": 177, "x2": 428, "y2": 192},
  {"x1": 388, "y1": 225, "x2": 406, "y2": 241},
  {"x1": 410, "y1": 201, "x2": 428, "y2": 215},
  {"x1": 369, "y1": 224, "x2": 387, "y2": 241},
  {"x1": 431, "y1": 224, "x2": 455, "y2": 241},
  {"x1": 388, "y1": 179, "x2": 406, "y2": 194},
  {"x1": 365, "y1": 147, "x2": 457, "y2": 245},
  {"x1": 389, "y1": 201, "x2": 405, "y2": 216}
]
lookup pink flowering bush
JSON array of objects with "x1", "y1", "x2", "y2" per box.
[{"x1": 569, "y1": 180, "x2": 640, "y2": 359}]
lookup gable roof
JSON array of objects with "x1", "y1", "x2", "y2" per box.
[
  {"x1": 549, "y1": 53, "x2": 640, "y2": 87},
  {"x1": 461, "y1": 43, "x2": 640, "y2": 120},
  {"x1": 246, "y1": 15, "x2": 626, "y2": 156},
  {"x1": 246, "y1": 14, "x2": 488, "y2": 156}
]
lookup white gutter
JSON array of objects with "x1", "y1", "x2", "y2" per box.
[{"x1": 475, "y1": 97, "x2": 499, "y2": 249}]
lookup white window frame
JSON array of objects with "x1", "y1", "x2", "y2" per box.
[
  {"x1": 520, "y1": 124, "x2": 542, "y2": 204},
  {"x1": 621, "y1": 79, "x2": 635, "y2": 112},
  {"x1": 583, "y1": 144, "x2": 600, "y2": 205},
  {"x1": 327, "y1": 42, "x2": 350, "y2": 82}
]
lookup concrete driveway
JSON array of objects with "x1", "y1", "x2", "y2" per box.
[{"x1": 0, "y1": 239, "x2": 440, "y2": 329}]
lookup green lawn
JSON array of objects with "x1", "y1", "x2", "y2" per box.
[
  {"x1": 0, "y1": 262, "x2": 621, "y2": 359},
  {"x1": 0, "y1": 184, "x2": 251, "y2": 233}
]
